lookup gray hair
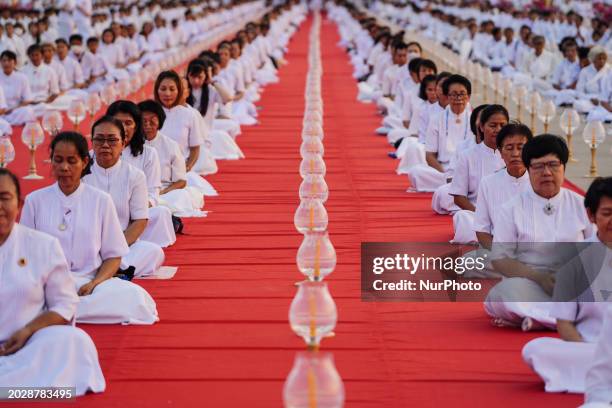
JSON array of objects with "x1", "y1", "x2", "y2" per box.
[{"x1": 588, "y1": 45, "x2": 608, "y2": 62}]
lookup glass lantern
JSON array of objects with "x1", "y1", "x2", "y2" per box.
[
  {"x1": 582, "y1": 121, "x2": 606, "y2": 178},
  {"x1": 21, "y1": 121, "x2": 45, "y2": 179},
  {"x1": 294, "y1": 198, "x2": 328, "y2": 234},
  {"x1": 559, "y1": 108, "x2": 580, "y2": 162},
  {"x1": 296, "y1": 231, "x2": 337, "y2": 281},
  {"x1": 283, "y1": 351, "x2": 345, "y2": 408},
  {"x1": 288, "y1": 281, "x2": 337, "y2": 348}
]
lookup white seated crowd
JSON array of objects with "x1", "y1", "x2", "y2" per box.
[
  {"x1": 329, "y1": 0, "x2": 612, "y2": 405},
  {"x1": 0, "y1": 0, "x2": 307, "y2": 396}
]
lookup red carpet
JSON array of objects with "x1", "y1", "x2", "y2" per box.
[{"x1": 5, "y1": 16, "x2": 583, "y2": 408}]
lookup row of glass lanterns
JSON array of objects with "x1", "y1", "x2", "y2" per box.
[
  {"x1": 284, "y1": 13, "x2": 345, "y2": 408},
  {"x1": 375, "y1": 11, "x2": 609, "y2": 178},
  {"x1": 2, "y1": 14, "x2": 254, "y2": 178}
]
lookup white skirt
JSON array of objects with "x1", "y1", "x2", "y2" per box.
[
  {"x1": 0, "y1": 325, "x2": 105, "y2": 396},
  {"x1": 484, "y1": 277, "x2": 556, "y2": 328},
  {"x1": 75, "y1": 276, "x2": 159, "y2": 325},
  {"x1": 140, "y1": 206, "x2": 176, "y2": 248},
  {"x1": 398, "y1": 142, "x2": 427, "y2": 175},
  {"x1": 192, "y1": 145, "x2": 219, "y2": 176},
  {"x1": 159, "y1": 187, "x2": 205, "y2": 218},
  {"x1": 451, "y1": 209, "x2": 477, "y2": 244},
  {"x1": 213, "y1": 118, "x2": 241, "y2": 138},
  {"x1": 121, "y1": 240, "x2": 165, "y2": 277},
  {"x1": 523, "y1": 337, "x2": 594, "y2": 393},
  {"x1": 431, "y1": 183, "x2": 459, "y2": 214},
  {"x1": 210, "y1": 129, "x2": 245, "y2": 160},
  {"x1": 2, "y1": 106, "x2": 36, "y2": 125},
  {"x1": 186, "y1": 171, "x2": 218, "y2": 196}
]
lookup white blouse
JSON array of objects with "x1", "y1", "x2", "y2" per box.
[
  {"x1": 121, "y1": 145, "x2": 162, "y2": 206},
  {"x1": 83, "y1": 160, "x2": 149, "y2": 230},
  {"x1": 20, "y1": 182, "x2": 129, "y2": 280},
  {"x1": 492, "y1": 188, "x2": 594, "y2": 269},
  {"x1": 160, "y1": 105, "x2": 202, "y2": 159},
  {"x1": 21, "y1": 63, "x2": 60, "y2": 103},
  {"x1": 449, "y1": 143, "x2": 505, "y2": 203},
  {"x1": 0, "y1": 71, "x2": 32, "y2": 109},
  {"x1": 145, "y1": 132, "x2": 186, "y2": 189},
  {"x1": 425, "y1": 105, "x2": 474, "y2": 165},
  {"x1": 473, "y1": 168, "x2": 531, "y2": 235},
  {"x1": 0, "y1": 223, "x2": 78, "y2": 341}
]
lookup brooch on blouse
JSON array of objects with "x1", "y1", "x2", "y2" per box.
[
  {"x1": 543, "y1": 202, "x2": 555, "y2": 216},
  {"x1": 18, "y1": 258, "x2": 27, "y2": 267}
]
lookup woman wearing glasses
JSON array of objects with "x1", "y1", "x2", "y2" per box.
[
  {"x1": 405, "y1": 75, "x2": 474, "y2": 201},
  {"x1": 107, "y1": 100, "x2": 176, "y2": 247},
  {"x1": 83, "y1": 116, "x2": 165, "y2": 280},
  {"x1": 20, "y1": 131, "x2": 158, "y2": 325},
  {"x1": 0, "y1": 168, "x2": 105, "y2": 394},
  {"x1": 485, "y1": 135, "x2": 593, "y2": 330}
]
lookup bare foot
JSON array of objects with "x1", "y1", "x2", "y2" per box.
[{"x1": 491, "y1": 317, "x2": 520, "y2": 328}]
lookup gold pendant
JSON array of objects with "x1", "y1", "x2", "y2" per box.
[
  {"x1": 18, "y1": 258, "x2": 27, "y2": 267},
  {"x1": 59, "y1": 223, "x2": 67, "y2": 231}
]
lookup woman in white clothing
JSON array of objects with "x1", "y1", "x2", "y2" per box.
[
  {"x1": 138, "y1": 99, "x2": 206, "y2": 217},
  {"x1": 0, "y1": 168, "x2": 105, "y2": 394},
  {"x1": 21, "y1": 132, "x2": 158, "y2": 325},
  {"x1": 523, "y1": 177, "x2": 612, "y2": 394},
  {"x1": 107, "y1": 100, "x2": 176, "y2": 247},
  {"x1": 155, "y1": 70, "x2": 202, "y2": 171},
  {"x1": 82, "y1": 116, "x2": 165, "y2": 279},
  {"x1": 186, "y1": 59, "x2": 244, "y2": 161},
  {"x1": 574, "y1": 46, "x2": 610, "y2": 113},
  {"x1": 449, "y1": 105, "x2": 508, "y2": 244},
  {"x1": 486, "y1": 135, "x2": 594, "y2": 330}
]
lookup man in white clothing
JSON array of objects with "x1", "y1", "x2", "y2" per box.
[{"x1": 0, "y1": 50, "x2": 35, "y2": 125}]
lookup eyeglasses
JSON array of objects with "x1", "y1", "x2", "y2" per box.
[
  {"x1": 92, "y1": 137, "x2": 121, "y2": 147},
  {"x1": 448, "y1": 92, "x2": 468, "y2": 100},
  {"x1": 529, "y1": 160, "x2": 562, "y2": 172}
]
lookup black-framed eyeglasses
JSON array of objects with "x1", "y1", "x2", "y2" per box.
[{"x1": 92, "y1": 137, "x2": 121, "y2": 147}]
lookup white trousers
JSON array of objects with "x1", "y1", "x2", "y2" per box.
[
  {"x1": 2, "y1": 106, "x2": 36, "y2": 125},
  {"x1": 398, "y1": 142, "x2": 426, "y2": 175},
  {"x1": 523, "y1": 337, "x2": 594, "y2": 393},
  {"x1": 0, "y1": 325, "x2": 105, "y2": 396},
  {"x1": 160, "y1": 187, "x2": 205, "y2": 218},
  {"x1": 484, "y1": 277, "x2": 556, "y2": 328},
  {"x1": 432, "y1": 183, "x2": 459, "y2": 214},
  {"x1": 121, "y1": 240, "x2": 165, "y2": 277},
  {"x1": 451, "y1": 210, "x2": 477, "y2": 244},
  {"x1": 75, "y1": 276, "x2": 159, "y2": 325},
  {"x1": 210, "y1": 129, "x2": 245, "y2": 160},
  {"x1": 214, "y1": 118, "x2": 241, "y2": 138},
  {"x1": 186, "y1": 171, "x2": 218, "y2": 196},
  {"x1": 140, "y1": 206, "x2": 176, "y2": 248}
]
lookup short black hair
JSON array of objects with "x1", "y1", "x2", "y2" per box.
[
  {"x1": 496, "y1": 123, "x2": 533, "y2": 149},
  {"x1": 417, "y1": 59, "x2": 437, "y2": 74},
  {"x1": 137, "y1": 99, "x2": 166, "y2": 129},
  {"x1": 394, "y1": 41, "x2": 408, "y2": 51},
  {"x1": 436, "y1": 71, "x2": 452, "y2": 84},
  {"x1": 522, "y1": 134, "x2": 569, "y2": 168},
  {"x1": 408, "y1": 57, "x2": 423, "y2": 73},
  {"x1": 69, "y1": 34, "x2": 83, "y2": 43},
  {"x1": 442, "y1": 74, "x2": 471, "y2": 96},
  {"x1": 584, "y1": 177, "x2": 612, "y2": 214},
  {"x1": 0, "y1": 50, "x2": 17, "y2": 61},
  {"x1": 406, "y1": 41, "x2": 422, "y2": 51},
  {"x1": 479, "y1": 104, "x2": 509, "y2": 127},
  {"x1": 55, "y1": 38, "x2": 69, "y2": 46},
  {"x1": 418, "y1": 74, "x2": 437, "y2": 101},
  {"x1": 470, "y1": 104, "x2": 489, "y2": 136},
  {"x1": 0, "y1": 168, "x2": 21, "y2": 200},
  {"x1": 87, "y1": 36, "x2": 99, "y2": 45},
  {"x1": 27, "y1": 44, "x2": 42, "y2": 56}
]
